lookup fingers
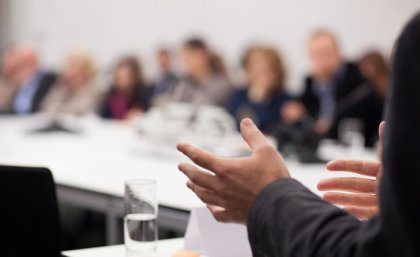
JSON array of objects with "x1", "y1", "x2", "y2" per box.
[
  {"x1": 379, "y1": 121, "x2": 385, "y2": 141},
  {"x1": 377, "y1": 121, "x2": 385, "y2": 160},
  {"x1": 326, "y1": 160, "x2": 381, "y2": 177},
  {"x1": 317, "y1": 177, "x2": 377, "y2": 193},
  {"x1": 178, "y1": 163, "x2": 219, "y2": 192},
  {"x1": 206, "y1": 205, "x2": 234, "y2": 223},
  {"x1": 177, "y1": 143, "x2": 222, "y2": 173},
  {"x1": 343, "y1": 206, "x2": 378, "y2": 220},
  {"x1": 323, "y1": 192, "x2": 377, "y2": 207},
  {"x1": 186, "y1": 181, "x2": 225, "y2": 207},
  {"x1": 240, "y1": 118, "x2": 268, "y2": 151}
]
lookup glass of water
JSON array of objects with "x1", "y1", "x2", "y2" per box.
[
  {"x1": 338, "y1": 118, "x2": 365, "y2": 154},
  {"x1": 124, "y1": 179, "x2": 158, "y2": 256}
]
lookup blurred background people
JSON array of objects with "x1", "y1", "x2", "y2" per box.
[
  {"x1": 149, "y1": 48, "x2": 178, "y2": 107},
  {"x1": 358, "y1": 50, "x2": 389, "y2": 102},
  {"x1": 11, "y1": 43, "x2": 57, "y2": 114},
  {"x1": 41, "y1": 48, "x2": 98, "y2": 116},
  {"x1": 169, "y1": 38, "x2": 232, "y2": 107},
  {"x1": 100, "y1": 56, "x2": 147, "y2": 120},
  {"x1": 0, "y1": 46, "x2": 18, "y2": 113},
  {"x1": 281, "y1": 30, "x2": 383, "y2": 147},
  {"x1": 227, "y1": 46, "x2": 290, "y2": 133}
]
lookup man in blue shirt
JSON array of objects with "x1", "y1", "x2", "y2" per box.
[
  {"x1": 281, "y1": 31, "x2": 383, "y2": 147},
  {"x1": 11, "y1": 44, "x2": 56, "y2": 114}
]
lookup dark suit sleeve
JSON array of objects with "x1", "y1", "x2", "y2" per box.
[
  {"x1": 31, "y1": 72, "x2": 57, "y2": 113},
  {"x1": 247, "y1": 12, "x2": 420, "y2": 257}
]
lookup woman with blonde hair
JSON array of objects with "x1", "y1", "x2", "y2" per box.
[
  {"x1": 227, "y1": 45, "x2": 290, "y2": 132},
  {"x1": 42, "y1": 47, "x2": 99, "y2": 116}
]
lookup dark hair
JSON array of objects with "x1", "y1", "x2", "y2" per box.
[
  {"x1": 114, "y1": 56, "x2": 144, "y2": 86},
  {"x1": 359, "y1": 50, "x2": 389, "y2": 97},
  {"x1": 183, "y1": 38, "x2": 208, "y2": 51},
  {"x1": 110, "y1": 56, "x2": 146, "y2": 107}
]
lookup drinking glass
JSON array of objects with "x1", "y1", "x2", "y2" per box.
[
  {"x1": 338, "y1": 118, "x2": 365, "y2": 152},
  {"x1": 124, "y1": 179, "x2": 158, "y2": 256}
]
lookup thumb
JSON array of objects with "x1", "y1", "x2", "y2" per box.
[{"x1": 240, "y1": 118, "x2": 268, "y2": 151}]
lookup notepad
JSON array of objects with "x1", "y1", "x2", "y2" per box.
[{"x1": 184, "y1": 207, "x2": 252, "y2": 257}]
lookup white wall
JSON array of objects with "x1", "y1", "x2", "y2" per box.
[{"x1": 6, "y1": 0, "x2": 420, "y2": 94}]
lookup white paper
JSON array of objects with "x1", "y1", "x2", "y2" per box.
[{"x1": 185, "y1": 207, "x2": 252, "y2": 257}]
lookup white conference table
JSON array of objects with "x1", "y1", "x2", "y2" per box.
[
  {"x1": 62, "y1": 238, "x2": 184, "y2": 257},
  {"x1": 0, "y1": 115, "x2": 377, "y2": 244}
]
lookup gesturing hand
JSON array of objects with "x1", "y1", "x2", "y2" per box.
[
  {"x1": 317, "y1": 122, "x2": 385, "y2": 220},
  {"x1": 177, "y1": 118, "x2": 290, "y2": 224},
  {"x1": 318, "y1": 160, "x2": 381, "y2": 220}
]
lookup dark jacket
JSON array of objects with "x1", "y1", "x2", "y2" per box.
[
  {"x1": 227, "y1": 88, "x2": 290, "y2": 132},
  {"x1": 30, "y1": 72, "x2": 57, "y2": 113},
  {"x1": 247, "y1": 12, "x2": 420, "y2": 257},
  {"x1": 9, "y1": 72, "x2": 57, "y2": 114},
  {"x1": 300, "y1": 63, "x2": 383, "y2": 146}
]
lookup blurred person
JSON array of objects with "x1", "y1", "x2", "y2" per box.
[
  {"x1": 170, "y1": 38, "x2": 232, "y2": 107},
  {"x1": 41, "y1": 48, "x2": 98, "y2": 116},
  {"x1": 11, "y1": 43, "x2": 57, "y2": 114},
  {"x1": 150, "y1": 48, "x2": 178, "y2": 107},
  {"x1": 281, "y1": 30, "x2": 382, "y2": 146},
  {"x1": 100, "y1": 56, "x2": 147, "y2": 120},
  {"x1": 359, "y1": 50, "x2": 389, "y2": 100},
  {"x1": 0, "y1": 46, "x2": 18, "y2": 113},
  {"x1": 227, "y1": 46, "x2": 290, "y2": 132},
  {"x1": 209, "y1": 53, "x2": 228, "y2": 77}
]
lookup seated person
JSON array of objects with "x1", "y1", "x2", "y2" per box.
[
  {"x1": 358, "y1": 50, "x2": 389, "y2": 103},
  {"x1": 282, "y1": 30, "x2": 383, "y2": 146},
  {"x1": 149, "y1": 48, "x2": 178, "y2": 107},
  {"x1": 169, "y1": 38, "x2": 232, "y2": 107},
  {"x1": 41, "y1": 48, "x2": 98, "y2": 116},
  {"x1": 0, "y1": 46, "x2": 18, "y2": 113},
  {"x1": 10, "y1": 43, "x2": 57, "y2": 114},
  {"x1": 100, "y1": 56, "x2": 147, "y2": 120},
  {"x1": 227, "y1": 46, "x2": 290, "y2": 133}
]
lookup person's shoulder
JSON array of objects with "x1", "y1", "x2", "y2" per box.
[
  {"x1": 40, "y1": 71, "x2": 58, "y2": 81},
  {"x1": 343, "y1": 62, "x2": 361, "y2": 74},
  {"x1": 210, "y1": 74, "x2": 231, "y2": 86},
  {"x1": 270, "y1": 90, "x2": 291, "y2": 106},
  {"x1": 275, "y1": 90, "x2": 291, "y2": 100},
  {"x1": 299, "y1": 76, "x2": 313, "y2": 95},
  {"x1": 302, "y1": 74, "x2": 313, "y2": 88},
  {"x1": 232, "y1": 86, "x2": 248, "y2": 94},
  {"x1": 229, "y1": 87, "x2": 248, "y2": 100}
]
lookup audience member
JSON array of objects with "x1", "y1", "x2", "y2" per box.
[
  {"x1": 41, "y1": 48, "x2": 98, "y2": 116},
  {"x1": 227, "y1": 46, "x2": 290, "y2": 132},
  {"x1": 0, "y1": 46, "x2": 18, "y2": 113},
  {"x1": 281, "y1": 30, "x2": 382, "y2": 146},
  {"x1": 150, "y1": 49, "x2": 178, "y2": 107},
  {"x1": 170, "y1": 38, "x2": 232, "y2": 107},
  {"x1": 359, "y1": 50, "x2": 389, "y2": 100},
  {"x1": 11, "y1": 43, "x2": 57, "y2": 114},
  {"x1": 100, "y1": 56, "x2": 147, "y2": 120}
]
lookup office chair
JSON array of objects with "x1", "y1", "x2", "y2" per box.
[{"x1": 0, "y1": 165, "x2": 62, "y2": 257}]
